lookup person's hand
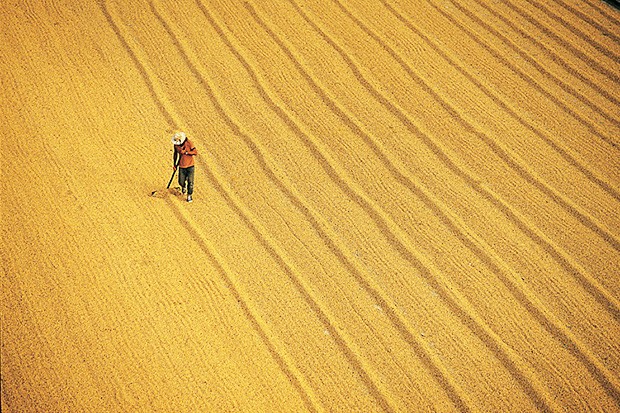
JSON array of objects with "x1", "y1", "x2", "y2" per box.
[{"x1": 172, "y1": 165, "x2": 177, "y2": 171}]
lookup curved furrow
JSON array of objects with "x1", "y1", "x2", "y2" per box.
[
  {"x1": 426, "y1": 0, "x2": 620, "y2": 146},
  {"x1": 153, "y1": 1, "x2": 485, "y2": 410},
  {"x1": 182, "y1": 1, "x2": 569, "y2": 409},
  {"x1": 377, "y1": 0, "x2": 620, "y2": 316},
  {"x1": 192, "y1": 0, "x2": 563, "y2": 409},
  {"x1": 245, "y1": 0, "x2": 620, "y2": 406},
  {"x1": 289, "y1": 0, "x2": 620, "y2": 302},
  {"x1": 526, "y1": 0, "x2": 620, "y2": 52},
  {"x1": 474, "y1": 0, "x2": 620, "y2": 112},
  {"x1": 5, "y1": 0, "x2": 619, "y2": 409},
  {"x1": 500, "y1": 0, "x2": 620, "y2": 82},
  {"x1": 557, "y1": 0, "x2": 620, "y2": 43},
  {"x1": 512, "y1": 0, "x2": 620, "y2": 64},
  {"x1": 474, "y1": 0, "x2": 620, "y2": 118},
  {"x1": 157, "y1": 4, "x2": 477, "y2": 409},
  {"x1": 165, "y1": 198, "x2": 323, "y2": 413},
  {"x1": 96, "y1": 1, "x2": 175, "y2": 126},
  {"x1": 584, "y1": 0, "x2": 620, "y2": 20},
  {"x1": 97, "y1": 2, "x2": 323, "y2": 412},
  {"x1": 412, "y1": 3, "x2": 619, "y2": 222},
  {"x1": 147, "y1": 2, "x2": 421, "y2": 411},
  {"x1": 442, "y1": 0, "x2": 620, "y2": 145},
  {"x1": 211, "y1": 1, "x2": 586, "y2": 410},
  {"x1": 379, "y1": 0, "x2": 620, "y2": 205},
  {"x1": 334, "y1": 0, "x2": 620, "y2": 255}
]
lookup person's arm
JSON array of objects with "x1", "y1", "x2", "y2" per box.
[
  {"x1": 184, "y1": 140, "x2": 197, "y2": 156},
  {"x1": 173, "y1": 147, "x2": 179, "y2": 169}
]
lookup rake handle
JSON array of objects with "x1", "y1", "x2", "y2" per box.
[{"x1": 167, "y1": 159, "x2": 180, "y2": 189}]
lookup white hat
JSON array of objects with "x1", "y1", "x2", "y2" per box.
[{"x1": 171, "y1": 131, "x2": 187, "y2": 145}]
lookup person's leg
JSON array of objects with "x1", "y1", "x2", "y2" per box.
[
  {"x1": 178, "y1": 167, "x2": 187, "y2": 192},
  {"x1": 186, "y1": 166, "x2": 195, "y2": 195}
]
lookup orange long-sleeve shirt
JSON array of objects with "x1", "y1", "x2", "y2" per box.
[{"x1": 173, "y1": 138, "x2": 197, "y2": 168}]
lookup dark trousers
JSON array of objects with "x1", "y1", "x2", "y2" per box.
[{"x1": 178, "y1": 166, "x2": 195, "y2": 195}]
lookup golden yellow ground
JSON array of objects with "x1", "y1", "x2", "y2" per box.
[{"x1": 2, "y1": 0, "x2": 619, "y2": 411}]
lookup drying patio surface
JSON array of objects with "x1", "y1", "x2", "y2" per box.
[{"x1": 2, "y1": 0, "x2": 619, "y2": 411}]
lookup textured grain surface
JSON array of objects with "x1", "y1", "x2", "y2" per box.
[{"x1": 2, "y1": 0, "x2": 619, "y2": 411}]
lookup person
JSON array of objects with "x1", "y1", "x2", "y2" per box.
[{"x1": 171, "y1": 131, "x2": 197, "y2": 202}]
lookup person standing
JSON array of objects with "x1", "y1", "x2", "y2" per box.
[{"x1": 171, "y1": 131, "x2": 197, "y2": 202}]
